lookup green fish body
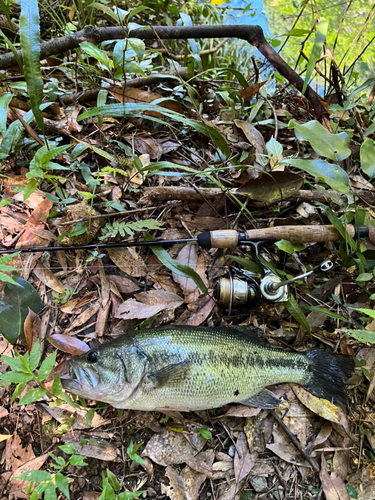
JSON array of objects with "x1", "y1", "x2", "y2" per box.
[{"x1": 61, "y1": 326, "x2": 353, "y2": 411}]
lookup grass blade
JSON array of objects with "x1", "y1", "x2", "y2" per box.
[{"x1": 302, "y1": 18, "x2": 328, "y2": 95}]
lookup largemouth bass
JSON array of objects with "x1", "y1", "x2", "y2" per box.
[{"x1": 61, "y1": 326, "x2": 353, "y2": 411}]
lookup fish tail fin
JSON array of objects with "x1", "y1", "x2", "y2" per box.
[{"x1": 304, "y1": 350, "x2": 354, "y2": 408}]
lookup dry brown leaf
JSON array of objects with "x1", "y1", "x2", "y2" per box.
[
  {"x1": 266, "y1": 443, "x2": 311, "y2": 468},
  {"x1": 123, "y1": 134, "x2": 163, "y2": 160},
  {"x1": 234, "y1": 119, "x2": 267, "y2": 166},
  {"x1": 17, "y1": 198, "x2": 54, "y2": 248},
  {"x1": 95, "y1": 301, "x2": 110, "y2": 338},
  {"x1": 64, "y1": 303, "x2": 100, "y2": 333},
  {"x1": 312, "y1": 421, "x2": 333, "y2": 448},
  {"x1": 62, "y1": 432, "x2": 118, "y2": 461},
  {"x1": 0, "y1": 406, "x2": 8, "y2": 419},
  {"x1": 23, "y1": 308, "x2": 39, "y2": 353},
  {"x1": 116, "y1": 290, "x2": 183, "y2": 320},
  {"x1": 107, "y1": 247, "x2": 148, "y2": 277},
  {"x1": 172, "y1": 244, "x2": 199, "y2": 295},
  {"x1": 163, "y1": 451, "x2": 214, "y2": 500},
  {"x1": 181, "y1": 295, "x2": 216, "y2": 326},
  {"x1": 49, "y1": 333, "x2": 89, "y2": 355},
  {"x1": 60, "y1": 291, "x2": 98, "y2": 314},
  {"x1": 40, "y1": 403, "x2": 110, "y2": 430},
  {"x1": 107, "y1": 86, "x2": 184, "y2": 115},
  {"x1": 142, "y1": 428, "x2": 206, "y2": 466},
  {"x1": 9, "y1": 453, "x2": 49, "y2": 499},
  {"x1": 234, "y1": 431, "x2": 255, "y2": 483},
  {"x1": 291, "y1": 385, "x2": 349, "y2": 432},
  {"x1": 33, "y1": 261, "x2": 65, "y2": 293},
  {"x1": 106, "y1": 275, "x2": 140, "y2": 294},
  {"x1": 237, "y1": 81, "x2": 267, "y2": 101},
  {"x1": 6, "y1": 433, "x2": 35, "y2": 472},
  {"x1": 83, "y1": 493, "x2": 102, "y2": 500},
  {"x1": 222, "y1": 405, "x2": 261, "y2": 418},
  {"x1": 236, "y1": 171, "x2": 304, "y2": 203},
  {"x1": 320, "y1": 453, "x2": 350, "y2": 500}
]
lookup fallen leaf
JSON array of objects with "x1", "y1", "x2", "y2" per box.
[
  {"x1": 33, "y1": 261, "x2": 65, "y2": 294},
  {"x1": 123, "y1": 134, "x2": 163, "y2": 160},
  {"x1": 116, "y1": 290, "x2": 183, "y2": 320},
  {"x1": 236, "y1": 171, "x2": 303, "y2": 202},
  {"x1": 107, "y1": 86, "x2": 183, "y2": 115},
  {"x1": 142, "y1": 428, "x2": 206, "y2": 466},
  {"x1": 6, "y1": 433, "x2": 35, "y2": 472},
  {"x1": 237, "y1": 81, "x2": 267, "y2": 101},
  {"x1": 106, "y1": 275, "x2": 140, "y2": 294},
  {"x1": 172, "y1": 244, "x2": 199, "y2": 295},
  {"x1": 49, "y1": 334, "x2": 90, "y2": 355},
  {"x1": 223, "y1": 405, "x2": 262, "y2": 418},
  {"x1": 64, "y1": 303, "x2": 100, "y2": 333},
  {"x1": 62, "y1": 432, "x2": 118, "y2": 461},
  {"x1": 60, "y1": 291, "x2": 98, "y2": 314},
  {"x1": 0, "y1": 434, "x2": 11, "y2": 442},
  {"x1": 181, "y1": 295, "x2": 216, "y2": 326},
  {"x1": 0, "y1": 407, "x2": 8, "y2": 419},
  {"x1": 320, "y1": 453, "x2": 350, "y2": 499},
  {"x1": 291, "y1": 385, "x2": 349, "y2": 432},
  {"x1": 107, "y1": 247, "x2": 148, "y2": 277},
  {"x1": 40, "y1": 403, "x2": 110, "y2": 430},
  {"x1": 9, "y1": 454, "x2": 49, "y2": 500},
  {"x1": 234, "y1": 119, "x2": 267, "y2": 166},
  {"x1": 23, "y1": 308, "x2": 40, "y2": 353},
  {"x1": 234, "y1": 431, "x2": 255, "y2": 483},
  {"x1": 163, "y1": 450, "x2": 214, "y2": 500},
  {"x1": 312, "y1": 421, "x2": 332, "y2": 448},
  {"x1": 266, "y1": 443, "x2": 311, "y2": 468}
]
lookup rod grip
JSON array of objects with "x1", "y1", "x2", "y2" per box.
[
  {"x1": 244, "y1": 225, "x2": 348, "y2": 244},
  {"x1": 197, "y1": 230, "x2": 239, "y2": 248}
]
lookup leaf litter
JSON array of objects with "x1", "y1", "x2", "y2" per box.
[{"x1": 0, "y1": 7, "x2": 374, "y2": 500}]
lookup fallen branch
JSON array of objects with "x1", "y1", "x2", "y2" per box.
[
  {"x1": 139, "y1": 185, "x2": 375, "y2": 206},
  {"x1": 0, "y1": 24, "x2": 328, "y2": 120}
]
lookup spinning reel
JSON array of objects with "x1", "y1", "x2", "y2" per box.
[{"x1": 213, "y1": 240, "x2": 333, "y2": 314}]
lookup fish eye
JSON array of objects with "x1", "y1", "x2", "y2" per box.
[{"x1": 87, "y1": 351, "x2": 99, "y2": 363}]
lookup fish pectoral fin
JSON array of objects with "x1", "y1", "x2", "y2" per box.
[
  {"x1": 148, "y1": 360, "x2": 192, "y2": 388},
  {"x1": 240, "y1": 389, "x2": 281, "y2": 409}
]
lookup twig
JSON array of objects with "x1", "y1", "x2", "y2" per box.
[
  {"x1": 0, "y1": 24, "x2": 328, "y2": 120},
  {"x1": 271, "y1": 410, "x2": 320, "y2": 472},
  {"x1": 59, "y1": 205, "x2": 165, "y2": 226}
]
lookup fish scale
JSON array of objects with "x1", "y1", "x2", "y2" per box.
[{"x1": 61, "y1": 326, "x2": 353, "y2": 411}]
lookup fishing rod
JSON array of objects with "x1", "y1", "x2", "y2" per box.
[{"x1": 1, "y1": 223, "x2": 373, "y2": 255}]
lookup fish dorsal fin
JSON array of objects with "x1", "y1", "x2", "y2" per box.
[
  {"x1": 148, "y1": 360, "x2": 192, "y2": 388},
  {"x1": 240, "y1": 389, "x2": 281, "y2": 409},
  {"x1": 223, "y1": 325, "x2": 269, "y2": 346}
]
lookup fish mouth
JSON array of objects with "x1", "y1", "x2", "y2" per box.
[{"x1": 61, "y1": 360, "x2": 100, "y2": 395}]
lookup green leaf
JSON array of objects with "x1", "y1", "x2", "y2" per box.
[
  {"x1": 199, "y1": 428, "x2": 212, "y2": 440},
  {"x1": 285, "y1": 295, "x2": 311, "y2": 335},
  {"x1": 0, "y1": 276, "x2": 43, "y2": 345},
  {"x1": 0, "y1": 92, "x2": 13, "y2": 135},
  {"x1": 0, "y1": 354, "x2": 30, "y2": 373},
  {"x1": 0, "y1": 272, "x2": 22, "y2": 287},
  {"x1": 266, "y1": 137, "x2": 283, "y2": 157},
  {"x1": 16, "y1": 470, "x2": 52, "y2": 482},
  {"x1": 37, "y1": 351, "x2": 57, "y2": 381},
  {"x1": 59, "y1": 444, "x2": 76, "y2": 455},
  {"x1": 55, "y1": 472, "x2": 70, "y2": 499},
  {"x1": 294, "y1": 120, "x2": 351, "y2": 162},
  {"x1": 57, "y1": 222, "x2": 88, "y2": 242},
  {"x1": 0, "y1": 371, "x2": 33, "y2": 383},
  {"x1": 51, "y1": 376, "x2": 63, "y2": 397},
  {"x1": 99, "y1": 476, "x2": 116, "y2": 500},
  {"x1": 286, "y1": 28, "x2": 311, "y2": 37},
  {"x1": 85, "y1": 408, "x2": 95, "y2": 427},
  {"x1": 145, "y1": 235, "x2": 208, "y2": 295},
  {"x1": 44, "y1": 481, "x2": 57, "y2": 500},
  {"x1": 0, "y1": 28, "x2": 24, "y2": 71},
  {"x1": 79, "y1": 41, "x2": 112, "y2": 72},
  {"x1": 227, "y1": 255, "x2": 263, "y2": 274},
  {"x1": 118, "y1": 491, "x2": 145, "y2": 500},
  {"x1": 69, "y1": 455, "x2": 88, "y2": 466},
  {"x1": 18, "y1": 387, "x2": 47, "y2": 405},
  {"x1": 127, "y1": 39, "x2": 145, "y2": 60},
  {"x1": 23, "y1": 179, "x2": 38, "y2": 201},
  {"x1": 302, "y1": 305, "x2": 346, "y2": 321},
  {"x1": 302, "y1": 18, "x2": 328, "y2": 94},
  {"x1": 29, "y1": 339, "x2": 41, "y2": 372},
  {"x1": 360, "y1": 139, "x2": 375, "y2": 178},
  {"x1": 356, "y1": 273, "x2": 373, "y2": 282},
  {"x1": 339, "y1": 328, "x2": 375, "y2": 345},
  {"x1": 106, "y1": 469, "x2": 121, "y2": 492},
  {"x1": 346, "y1": 485, "x2": 358, "y2": 499},
  {"x1": 355, "y1": 308, "x2": 375, "y2": 319},
  {"x1": 19, "y1": 0, "x2": 44, "y2": 130},
  {"x1": 320, "y1": 205, "x2": 356, "y2": 250},
  {"x1": 275, "y1": 239, "x2": 297, "y2": 254},
  {"x1": 285, "y1": 159, "x2": 349, "y2": 193}
]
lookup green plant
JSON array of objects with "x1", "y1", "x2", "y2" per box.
[
  {"x1": 100, "y1": 468, "x2": 145, "y2": 500},
  {"x1": 0, "y1": 252, "x2": 22, "y2": 286},
  {"x1": 0, "y1": 340, "x2": 76, "y2": 407},
  {"x1": 51, "y1": 289, "x2": 75, "y2": 306},
  {"x1": 15, "y1": 444, "x2": 87, "y2": 500},
  {"x1": 126, "y1": 440, "x2": 145, "y2": 465},
  {"x1": 99, "y1": 219, "x2": 164, "y2": 240}
]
